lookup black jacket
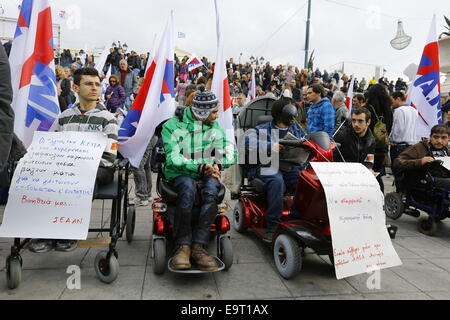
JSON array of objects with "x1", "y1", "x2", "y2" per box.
[
  {"x1": 334, "y1": 124, "x2": 376, "y2": 169},
  {"x1": 0, "y1": 45, "x2": 14, "y2": 171}
]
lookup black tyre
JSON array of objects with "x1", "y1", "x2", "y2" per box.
[
  {"x1": 126, "y1": 205, "x2": 136, "y2": 243},
  {"x1": 418, "y1": 216, "x2": 437, "y2": 236},
  {"x1": 6, "y1": 256, "x2": 21, "y2": 290},
  {"x1": 232, "y1": 201, "x2": 247, "y2": 233},
  {"x1": 94, "y1": 251, "x2": 119, "y2": 284},
  {"x1": 385, "y1": 193, "x2": 404, "y2": 220},
  {"x1": 273, "y1": 234, "x2": 302, "y2": 280},
  {"x1": 153, "y1": 239, "x2": 166, "y2": 275},
  {"x1": 219, "y1": 237, "x2": 233, "y2": 271}
]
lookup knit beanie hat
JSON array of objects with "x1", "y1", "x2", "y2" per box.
[{"x1": 191, "y1": 87, "x2": 219, "y2": 121}]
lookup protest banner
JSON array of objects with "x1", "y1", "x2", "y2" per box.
[
  {"x1": 0, "y1": 131, "x2": 107, "y2": 240},
  {"x1": 435, "y1": 157, "x2": 450, "y2": 171},
  {"x1": 310, "y1": 162, "x2": 402, "y2": 280}
]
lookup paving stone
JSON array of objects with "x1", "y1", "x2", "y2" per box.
[
  {"x1": 214, "y1": 263, "x2": 291, "y2": 300},
  {"x1": 424, "y1": 291, "x2": 450, "y2": 300},
  {"x1": 427, "y1": 258, "x2": 450, "y2": 273},
  {"x1": 344, "y1": 268, "x2": 420, "y2": 294},
  {"x1": 362, "y1": 292, "x2": 432, "y2": 300},
  {"x1": 81, "y1": 240, "x2": 150, "y2": 268},
  {"x1": 281, "y1": 254, "x2": 357, "y2": 298},
  {"x1": 394, "y1": 236, "x2": 450, "y2": 258},
  {"x1": 60, "y1": 266, "x2": 145, "y2": 300},
  {"x1": 143, "y1": 271, "x2": 220, "y2": 300},
  {"x1": 391, "y1": 259, "x2": 450, "y2": 291},
  {"x1": 0, "y1": 268, "x2": 67, "y2": 299},
  {"x1": 298, "y1": 294, "x2": 365, "y2": 300}
]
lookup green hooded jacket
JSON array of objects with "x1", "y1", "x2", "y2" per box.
[{"x1": 161, "y1": 106, "x2": 237, "y2": 181}]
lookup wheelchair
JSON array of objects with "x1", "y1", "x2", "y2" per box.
[
  {"x1": 5, "y1": 158, "x2": 136, "y2": 289},
  {"x1": 385, "y1": 160, "x2": 450, "y2": 236},
  {"x1": 150, "y1": 142, "x2": 233, "y2": 275}
]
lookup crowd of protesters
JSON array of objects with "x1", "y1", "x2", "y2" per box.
[{"x1": 3, "y1": 41, "x2": 450, "y2": 199}]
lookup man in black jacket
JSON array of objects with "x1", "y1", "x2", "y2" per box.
[
  {"x1": 0, "y1": 44, "x2": 16, "y2": 187},
  {"x1": 334, "y1": 107, "x2": 376, "y2": 170}
]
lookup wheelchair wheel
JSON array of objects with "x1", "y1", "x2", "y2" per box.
[
  {"x1": 385, "y1": 193, "x2": 404, "y2": 220},
  {"x1": 126, "y1": 205, "x2": 136, "y2": 243},
  {"x1": 153, "y1": 239, "x2": 166, "y2": 275},
  {"x1": 418, "y1": 216, "x2": 437, "y2": 236},
  {"x1": 219, "y1": 237, "x2": 233, "y2": 271},
  {"x1": 232, "y1": 201, "x2": 247, "y2": 233},
  {"x1": 273, "y1": 234, "x2": 302, "y2": 280},
  {"x1": 94, "y1": 251, "x2": 119, "y2": 284},
  {"x1": 6, "y1": 256, "x2": 22, "y2": 290}
]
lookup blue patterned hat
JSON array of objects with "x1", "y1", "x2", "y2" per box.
[{"x1": 191, "y1": 87, "x2": 219, "y2": 121}]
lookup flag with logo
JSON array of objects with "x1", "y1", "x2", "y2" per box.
[
  {"x1": 186, "y1": 54, "x2": 204, "y2": 72},
  {"x1": 9, "y1": 0, "x2": 60, "y2": 148},
  {"x1": 212, "y1": 0, "x2": 234, "y2": 147},
  {"x1": 408, "y1": 15, "x2": 441, "y2": 138},
  {"x1": 118, "y1": 13, "x2": 176, "y2": 168}
]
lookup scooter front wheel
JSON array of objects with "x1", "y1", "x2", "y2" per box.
[{"x1": 273, "y1": 234, "x2": 302, "y2": 280}]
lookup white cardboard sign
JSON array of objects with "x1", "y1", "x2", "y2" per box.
[
  {"x1": 310, "y1": 162, "x2": 402, "y2": 280},
  {"x1": 435, "y1": 157, "x2": 450, "y2": 171},
  {"x1": 0, "y1": 132, "x2": 107, "y2": 240}
]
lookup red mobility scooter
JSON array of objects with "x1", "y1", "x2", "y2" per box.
[
  {"x1": 231, "y1": 97, "x2": 397, "y2": 279},
  {"x1": 150, "y1": 139, "x2": 233, "y2": 275}
]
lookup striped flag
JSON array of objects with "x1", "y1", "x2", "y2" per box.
[
  {"x1": 186, "y1": 54, "x2": 204, "y2": 72},
  {"x1": 9, "y1": 0, "x2": 60, "y2": 148},
  {"x1": 247, "y1": 67, "x2": 256, "y2": 103},
  {"x1": 118, "y1": 12, "x2": 176, "y2": 168},
  {"x1": 345, "y1": 75, "x2": 355, "y2": 113},
  {"x1": 408, "y1": 15, "x2": 441, "y2": 138}
]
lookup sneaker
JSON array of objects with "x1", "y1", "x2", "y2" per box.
[
  {"x1": 191, "y1": 243, "x2": 218, "y2": 271},
  {"x1": 134, "y1": 198, "x2": 149, "y2": 207},
  {"x1": 55, "y1": 240, "x2": 78, "y2": 252},
  {"x1": 28, "y1": 239, "x2": 54, "y2": 253}
]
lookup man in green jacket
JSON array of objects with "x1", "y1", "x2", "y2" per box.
[{"x1": 161, "y1": 88, "x2": 237, "y2": 271}]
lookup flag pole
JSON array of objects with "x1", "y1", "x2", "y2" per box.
[{"x1": 304, "y1": 0, "x2": 312, "y2": 69}]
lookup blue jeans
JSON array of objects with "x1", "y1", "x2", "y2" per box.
[
  {"x1": 125, "y1": 96, "x2": 133, "y2": 109},
  {"x1": 247, "y1": 167, "x2": 300, "y2": 227},
  {"x1": 132, "y1": 136, "x2": 157, "y2": 200},
  {"x1": 172, "y1": 176, "x2": 222, "y2": 247}
]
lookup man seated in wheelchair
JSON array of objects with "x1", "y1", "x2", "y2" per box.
[
  {"x1": 242, "y1": 97, "x2": 305, "y2": 242},
  {"x1": 161, "y1": 87, "x2": 237, "y2": 271},
  {"x1": 394, "y1": 124, "x2": 450, "y2": 198},
  {"x1": 29, "y1": 67, "x2": 119, "y2": 253}
]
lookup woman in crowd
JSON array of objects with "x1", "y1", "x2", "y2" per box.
[{"x1": 105, "y1": 75, "x2": 126, "y2": 113}]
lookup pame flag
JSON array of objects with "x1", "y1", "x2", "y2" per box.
[
  {"x1": 408, "y1": 15, "x2": 441, "y2": 138},
  {"x1": 9, "y1": 0, "x2": 60, "y2": 148},
  {"x1": 186, "y1": 54, "x2": 203, "y2": 72},
  {"x1": 119, "y1": 13, "x2": 176, "y2": 168}
]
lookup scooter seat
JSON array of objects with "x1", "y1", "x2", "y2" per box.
[{"x1": 159, "y1": 179, "x2": 226, "y2": 204}]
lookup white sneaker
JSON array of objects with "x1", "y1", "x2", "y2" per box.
[{"x1": 134, "y1": 199, "x2": 149, "y2": 207}]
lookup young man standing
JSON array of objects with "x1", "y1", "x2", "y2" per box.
[
  {"x1": 389, "y1": 91, "x2": 418, "y2": 175},
  {"x1": 334, "y1": 107, "x2": 376, "y2": 170},
  {"x1": 306, "y1": 84, "x2": 335, "y2": 138},
  {"x1": 29, "y1": 68, "x2": 119, "y2": 253}
]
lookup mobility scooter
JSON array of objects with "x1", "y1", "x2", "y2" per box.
[
  {"x1": 385, "y1": 160, "x2": 450, "y2": 236},
  {"x1": 150, "y1": 139, "x2": 233, "y2": 275},
  {"x1": 230, "y1": 97, "x2": 397, "y2": 279}
]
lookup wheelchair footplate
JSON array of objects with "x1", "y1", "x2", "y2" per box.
[{"x1": 168, "y1": 257, "x2": 225, "y2": 274}]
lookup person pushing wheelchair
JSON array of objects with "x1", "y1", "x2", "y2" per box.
[{"x1": 161, "y1": 87, "x2": 237, "y2": 271}]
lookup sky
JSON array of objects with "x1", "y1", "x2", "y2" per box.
[{"x1": 1, "y1": 0, "x2": 449, "y2": 80}]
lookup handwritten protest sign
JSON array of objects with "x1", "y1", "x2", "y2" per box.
[
  {"x1": 435, "y1": 157, "x2": 450, "y2": 171},
  {"x1": 0, "y1": 132, "x2": 107, "y2": 240},
  {"x1": 310, "y1": 162, "x2": 402, "y2": 280}
]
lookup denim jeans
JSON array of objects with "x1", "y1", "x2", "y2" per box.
[
  {"x1": 247, "y1": 167, "x2": 301, "y2": 228},
  {"x1": 132, "y1": 136, "x2": 157, "y2": 201},
  {"x1": 125, "y1": 96, "x2": 133, "y2": 109},
  {"x1": 172, "y1": 176, "x2": 222, "y2": 247}
]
